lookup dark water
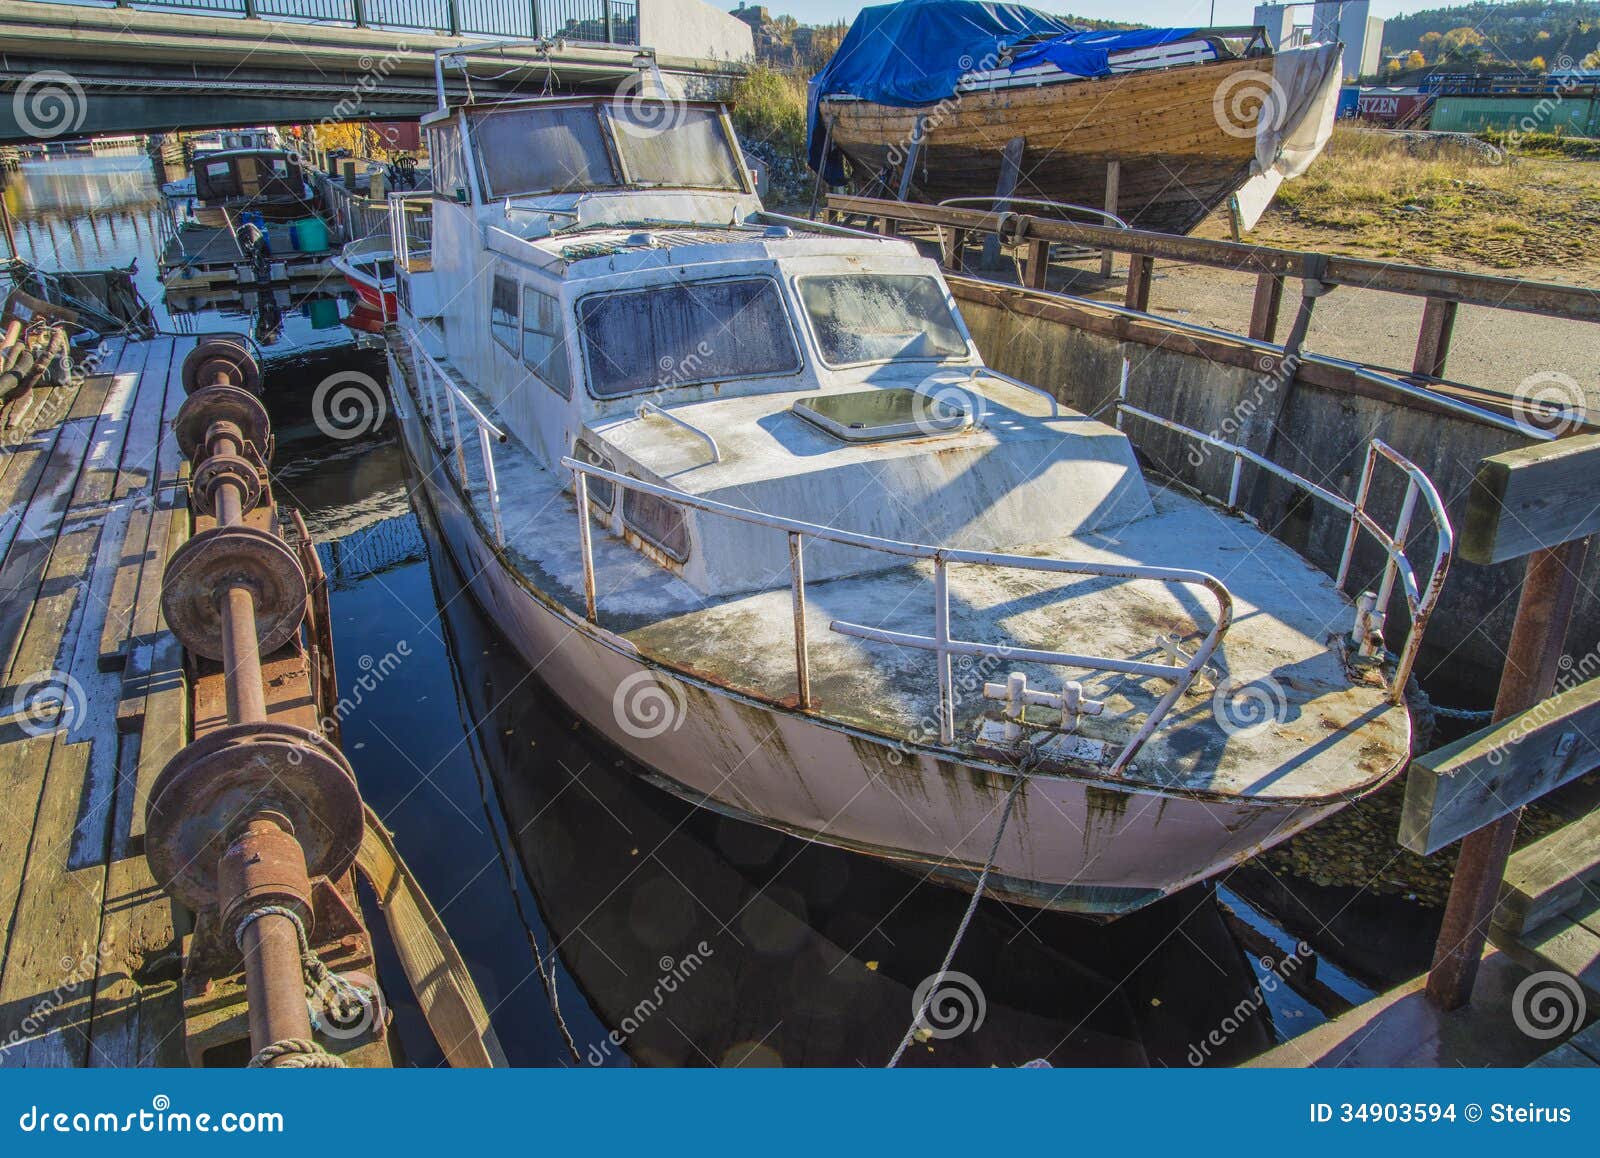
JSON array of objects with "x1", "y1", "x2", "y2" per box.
[{"x1": 7, "y1": 151, "x2": 1396, "y2": 1067}]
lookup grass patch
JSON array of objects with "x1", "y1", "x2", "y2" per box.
[
  {"x1": 1237, "y1": 125, "x2": 1600, "y2": 272},
  {"x1": 728, "y1": 65, "x2": 809, "y2": 156}
]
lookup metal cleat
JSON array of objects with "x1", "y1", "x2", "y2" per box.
[
  {"x1": 1351, "y1": 590, "x2": 1387, "y2": 665},
  {"x1": 982, "y1": 671, "x2": 1105, "y2": 740},
  {"x1": 1157, "y1": 631, "x2": 1219, "y2": 689}
]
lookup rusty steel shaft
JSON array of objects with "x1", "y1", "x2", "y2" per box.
[{"x1": 191, "y1": 364, "x2": 323, "y2": 1062}]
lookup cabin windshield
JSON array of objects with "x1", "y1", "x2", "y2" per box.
[
  {"x1": 467, "y1": 102, "x2": 745, "y2": 199},
  {"x1": 797, "y1": 274, "x2": 969, "y2": 366},
  {"x1": 577, "y1": 278, "x2": 801, "y2": 397}
]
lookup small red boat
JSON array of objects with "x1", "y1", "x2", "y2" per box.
[{"x1": 332, "y1": 237, "x2": 396, "y2": 317}]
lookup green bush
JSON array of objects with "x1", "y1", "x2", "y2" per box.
[{"x1": 729, "y1": 66, "x2": 809, "y2": 157}]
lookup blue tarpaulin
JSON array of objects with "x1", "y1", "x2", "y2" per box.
[{"x1": 806, "y1": 0, "x2": 1199, "y2": 182}]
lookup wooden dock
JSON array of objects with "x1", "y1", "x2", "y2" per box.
[
  {"x1": 0, "y1": 335, "x2": 195, "y2": 1065},
  {"x1": 159, "y1": 224, "x2": 336, "y2": 290}
]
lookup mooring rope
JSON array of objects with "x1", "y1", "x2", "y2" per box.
[
  {"x1": 886, "y1": 753, "x2": 1034, "y2": 1068},
  {"x1": 234, "y1": 903, "x2": 377, "y2": 1068},
  {"x1": 247, "y1": 1038, "x2": 345, "y2": 1069}
]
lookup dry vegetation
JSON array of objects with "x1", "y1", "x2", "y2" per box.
[{"x1": 1211, "y1": 125, "x2": 1600, "y2": 276}]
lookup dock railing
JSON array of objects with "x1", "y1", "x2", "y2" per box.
[
  {"x1": 560, "y1": 454, "x2": 1236, "y2": 771},
  {"x1": 824, "y1": 194, "x2": 1599, "y2": 433}
]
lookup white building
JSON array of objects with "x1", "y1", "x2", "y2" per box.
[{"x1": 1253, "y1": 1, "x2": 1384, "y2": 82}]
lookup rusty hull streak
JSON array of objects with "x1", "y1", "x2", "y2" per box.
[{"x1": 398, "y1": 339, "x2": 1409, "y2": 814}]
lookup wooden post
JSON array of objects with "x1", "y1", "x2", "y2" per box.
[
  {"x1": 1412, "y1": 296, "x2": 1458, "y2": 379},
  {"x1": 1426, "y1": 539, "x2": 1588, "y2": 1009},
  {"x1": 1099, "y1": 160, "x2": 1120, "y2": 280},
  {"x1": 942, "y1": 227, "x2": 967, "y2": 272},
  {"x1": 1412, "y1": 431, "x2": 1600, "y2": 1010},
  {"x1": 1124, "y1": 255, "x2": 1154, "y2": 312},
  {"x1": 1024, "y1": 239, "x2": 1050, "y2": 291},
  {"x1": 979, "y1": 137, "x2": 1024, "y2": 272},
  {"x1": 1248, "y1": 272, "x2": 1284, "y2": 342}
]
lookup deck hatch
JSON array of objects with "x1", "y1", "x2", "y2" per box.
[{"x1": 793, "y1": 388, "x2": 976, "y2": 443}]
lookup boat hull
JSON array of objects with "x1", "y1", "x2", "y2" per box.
[
  {"x1": 822, "y1": 55, "x2": 1286, "y2": 234},
  {"x1": 387, "y1": 349, "x2": 1348, "y2": 917}
]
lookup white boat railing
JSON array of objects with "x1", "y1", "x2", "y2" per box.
[
  {"x1": 404, "y1": 329, "x2": 508, "y2": 546},
  {"x1": 387, "y1": 191, "x2": 433, "y2": 325},
  {"x1": 1111, "y1": 367, "x2": 1453, "y2": 704},
  {"x1": 561, "y1": 456, "x2": 1236, "y2": 772}
]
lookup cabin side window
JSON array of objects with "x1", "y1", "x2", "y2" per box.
[
  {"x1": 521, "y1": 286, "x2": 572, "y2": 398},
  {"x1": 573, "y1": 439, "x2": 613, "y2": 511},
  {"x1": 607, "y1": 107, "x2": 746, "y2": 191},
  {"x1": 428, "y1": 122, "x2": 468, "y2": 203},
  {"x1": 623, "y1": 486, "x2": 690, "y2": 563},
  {"x1": 576, "y1": 278, "x2": 801, "y2": 398},
  {"x1": 490, "y1": 275, "x2": 518, "y2": 354}
]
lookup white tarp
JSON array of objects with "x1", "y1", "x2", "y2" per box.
[{"x1": 1235, "y1": 41, "x2": 1343, "y2": 230}]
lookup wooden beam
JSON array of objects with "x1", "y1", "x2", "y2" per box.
[
  {"x1": 894, "y1": 116, "x2": 924, "y2": 202},
  {"x1": 1460, "y1": 431, "x2": 1600, "y2": 565},
  {"x1": 1099, "y1": 159, "x2": 1120, "y2": 279},
  {"x1": 1248, "y1": 273, "x2": 1284, "y2": 342},
  {"x1": 827, "y1": 194, "x2": 1600, "y2": 322},
  {"x1": 1124, "y1": 254, "x2": 1154, "y2": 312},
  {"x1": 1401, "y1": 675, "x2": 1600, "y2": 856},
  {"x1": 1412, "y1": 297, "x2": 1458, "y2": 379}
]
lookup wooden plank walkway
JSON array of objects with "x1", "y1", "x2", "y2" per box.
[{"x1": 0, "y1": 335, "x2": 197, "y2": 1067}]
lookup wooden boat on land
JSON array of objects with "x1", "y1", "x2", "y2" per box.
[
  {"x1": 812, "y1": 10, "x2": 1342, "y2": 234},
  {"x1": 383, "y1": 78, "x2": 1452, "y2": 918}
]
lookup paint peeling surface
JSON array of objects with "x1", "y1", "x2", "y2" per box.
[{"x1": 388, "y1": 114, "x2": 1423, "y2": 913}]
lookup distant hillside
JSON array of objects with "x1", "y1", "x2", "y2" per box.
[{"x1": 1383, "y1": 1, "x2": 1600, "y2": 68}]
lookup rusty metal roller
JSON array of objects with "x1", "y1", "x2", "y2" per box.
[
  {"x1": 175, "y1": 384, "x2": 272, "y2": 464},
  {"x1": 182, "y1": 333, "x2": 261, "y2": 396},
  {"x1": 161, "y1": 525, "x2": 308, "y2": 662},
  {"x1": 144, "y1": 722, "x2": 364, "y2": 913},
  {"x1": 191, "y1": 454, "x2": 264, "y2": 519}
]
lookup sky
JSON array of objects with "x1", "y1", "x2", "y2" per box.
[{"x1": 724, "y1": 0, "x2": 1491, "y2": 29}]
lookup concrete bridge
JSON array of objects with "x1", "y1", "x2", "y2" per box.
[{"x1": 0, "y1": 0, "x2": 751, "y2": 141}]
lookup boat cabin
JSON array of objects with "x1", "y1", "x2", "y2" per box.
[
  {"x1": 192, "y1": 148, "x2": 311, "y2": 215},
  {"x1": 420, "y1": 96, "x2": 1151, "y2": 595}
]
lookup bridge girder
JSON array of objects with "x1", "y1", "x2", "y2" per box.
[{"x1": 0, "y1": 1, "x2": 740, "y2": 143}]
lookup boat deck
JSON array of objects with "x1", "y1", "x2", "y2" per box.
[
  {"x1": 159, "y1": 224, "x2": 336, "y2": 288},
  {"x1": 0, "y1": 336, "x2": 194, "y2": 1065},
  {"x1": 390, "y1": 335, "x2": 1409, "y2": 804}
]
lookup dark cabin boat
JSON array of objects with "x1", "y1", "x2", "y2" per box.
[{"x1": 190, "y1": 148, "x2": 314, "y2": 223}]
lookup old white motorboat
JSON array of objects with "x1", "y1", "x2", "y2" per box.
[{"x1": 382, "y1": 80, "x2": 1452, "y2": 917}]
